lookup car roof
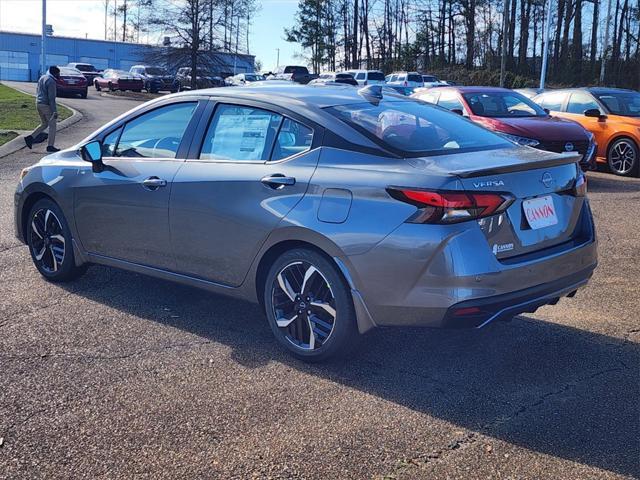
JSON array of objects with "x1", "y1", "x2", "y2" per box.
[
  {"x1": 537, "y1": 87, "x2": 637, "y2": 95},
  {"x1": 175, "y1": 84, "x2": 413, "y2": 109},
  {"x1": 427, "y1": 86, "x2": 515, "y2": 94}
]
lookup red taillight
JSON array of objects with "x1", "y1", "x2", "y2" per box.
[{"x1": 387, "y1": 187, "x2": 514, "y2": 224}]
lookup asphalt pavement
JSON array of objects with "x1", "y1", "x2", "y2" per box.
[{"x1": 0, "y1": 82, "x2": 638, "y2": 479}]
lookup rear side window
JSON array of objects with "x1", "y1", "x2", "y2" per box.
[
  {"x1": 327, "y1": 100, "x2": 510, "y2": 156},
  {"x1": 408, "y1": 74, "x2": 423, "y2": 83},
  {"x1": 271, "y1": 119, "x2": 313, "y2": 161},
  {"x1": 537, "y1": 92, "x2": 566, "y2": 111},
  {"x1": 356, "y1": 72, "x2": 366, "y2": 80},
  {"x1": 368, "y1": 71, "x2": 385, "y2": 81},
  {"x1": 567, "y1": 93, "x2": 600, "y2": 114},
  {"x1": 115, "y1": 102, "x2": 197, "y2": 158},
  {"x1": 200, "y1": 104, "x2": 283, "y2": 161}
]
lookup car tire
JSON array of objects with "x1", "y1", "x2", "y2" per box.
[
  {"x1": 27, "y1": 199, "x2": 87, "y2": 283},
  {"x1": 108, "y1": 82, "x2": 114, "y2": 92},
  {"x1": 607, "y1": 137, "x2": 639, "y2": 177},
  {"x1": 80, "y1": 89, "x2": 87, "y2": 99},
  {"x1": 263, "y1": 248, "x2": 359, "y2": 362},
  {"x1": 94, "y1": 81, "x2": 101, "y2": 91}
]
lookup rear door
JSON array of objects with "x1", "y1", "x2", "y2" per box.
[
  {"x1": 74, "y1": 99, "x2": 205, "y2": 270},
  {"x1": 169, "y1": 100, "x2": 322, "y2": 286}
]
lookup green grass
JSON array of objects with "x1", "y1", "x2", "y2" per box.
[
  {"x1": 0, "y1": 83, "x2": 72, "y2": 130},
  {"x1": 0, "y1": 131, "x2": 18, "y2": 146}
]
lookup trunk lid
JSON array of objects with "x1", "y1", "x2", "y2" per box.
[{"x1": 422, "y1": 146, "x2": 585, "y2": 260}]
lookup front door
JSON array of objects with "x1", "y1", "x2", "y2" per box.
[
  {"x1": 169, "y1": 102, "x2": 320, "y2": 286},
  {"x1": 74, "y1": 101, "x2": 202, "y2": 270}
]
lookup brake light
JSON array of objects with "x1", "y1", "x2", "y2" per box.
[{"x1": 387, "y1": 187, "x2": 515, "y2": 224}]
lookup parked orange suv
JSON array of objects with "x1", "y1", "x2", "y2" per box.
[{"x1": 533, "y1": 88, "x2": 640, "y2": 176}]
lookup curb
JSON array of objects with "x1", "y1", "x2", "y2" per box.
[{"x1": 0, "y1": 90, "x2": 83, "y2": 159}]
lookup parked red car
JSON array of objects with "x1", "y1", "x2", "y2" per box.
[
  {"x1": 55, "y1": 67, "x2": 88, "y2": 98},
  {"x1": 93, "y1": 69, "x2": 144, "y2": 92},
  {"x1": 412, "y1": 86, "x2": 597, "y2": 171}
]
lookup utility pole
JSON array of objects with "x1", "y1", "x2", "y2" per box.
[
  {"x1": 41, "y1": 0, "x2": 46, "y2": 76},
  {"x1": 599, "y1": 0, "x2": 613, "y2": 84},
  {"x1": 276, "y1": 48, "x2": 280, "y2": 69},
  {"x1": 539, "y1": 0, "x2": 553, "y2": 89},
  {"x1": 104, "y1": 0, "x2": 108, "y2": 40},
  {"x1": 499, "y1": 0, "x2": 509, "y2": 87}
]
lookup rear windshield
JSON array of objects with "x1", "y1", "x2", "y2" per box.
[
  {"x1": 284, "y1": 66, "x2": 309, "y2": 74},
  {"x1": 60, "y1": 67, "x2": 81, "y2": 75},
  {"x1": 408, "y1": 74, "x2": 423, "y2": 82},
  {"x1": 146, "y1": 67, "x2": 167, "y2": 75},
  {"x1": 368, "y1": 71, "x2": 385, "y2": 80},
  {"x1": 326, "y1": 100, "x2": 511, "y2": 156},
  {"x1": 74, "y1": 64, "x2": 95, "y2": 72}
]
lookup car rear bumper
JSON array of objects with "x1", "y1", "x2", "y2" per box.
[{"x1": 345, "y1": 202, "x2": 597, "y2": 328}]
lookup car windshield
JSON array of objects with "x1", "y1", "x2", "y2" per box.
[
  {"x1": 74, "y1": 64, "x2": 95, "y2": 72},
  {"x1": 463, "y1": 92, "x2": 547, "y2": 118},
  {"x1": 146, "y1": 67, "x2": 167, "y2": 75},
  {"x1": 244, "y1": 74, "x2": 262, "y2": 81},
  {"x1": 326, "y1": 100, "x2": 511, "y2": 156},
  {"x1": 594, "y1": 91, "x2": 640, "y2": 117}
]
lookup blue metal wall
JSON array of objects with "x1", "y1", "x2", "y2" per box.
[{"x1": 0, "y1": 31, "x2": 254, "y2": 81}]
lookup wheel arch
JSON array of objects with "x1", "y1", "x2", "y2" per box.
[
  {"x1": 252, "y1": 229, "x2": 376, "y2": 334},
  {"x1": 19, "y1": 188, "x2": 58, "y2": 243}
]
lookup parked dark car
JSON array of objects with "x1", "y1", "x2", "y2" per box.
[
  {"x1": 66, "y1": 62, "x2": 102, "y2": 83},
  {"x1": 55, "y1": 67, "x2": 88, "y2": 98},
  {"x1": 93, "y1": 69, "x2": 144, "y2": 92},
  {"x1": 269, "y1": 65, "x2": 318, "y2": 84},
  {"x1": 413, "y1": 86, "x2": 597, "y2": 171},
  {"x1": 129, "y1": 65, "x2": 179, "y2": 93},
  {"x1": 308, "y1": 72, "x2": 358, "y2": 86},
  {"x1": 175, "y1": 67, "x2": 223, "y2": 90}
]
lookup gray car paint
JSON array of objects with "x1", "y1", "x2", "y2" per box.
[{"x1": 15, "y1": 85, "x2": 597, "y2": 334}]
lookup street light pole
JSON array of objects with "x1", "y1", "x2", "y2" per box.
[
  {"x1": 276, "y1": 48, "x2": 280, "y2": 69},
  {"x1": 539, "y1": 0, "x2": 553, "y2": 89},
  {"x1": 41, "y1": 0, "x2": 47, "y2": 76}
]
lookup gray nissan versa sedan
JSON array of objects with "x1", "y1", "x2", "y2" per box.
[{"x1": 15, "y1": 84, "x2": 597, "y2": 361}]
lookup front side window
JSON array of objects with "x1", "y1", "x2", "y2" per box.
[
  {"x1": 115, "y1": 102, "x2": 197, "y2": 158},
  {"x1": 327, "y1": 100, "x2": 511, "y2": 156},
  {"x1": 567, "y1": 93, "x2": 601, "y2": 114},
  {"x1": 102, "y1": 127, "x2": 122, "y2": 157},
  {"x1": 463, "y1": 92, "x2": 545, "y2": 117},
  {"x1": 271, "y1": 119, "x2": 313, "y2": 161},
  {"x1": 200, "y1": 104, "x2": 283, "y2": 161}
]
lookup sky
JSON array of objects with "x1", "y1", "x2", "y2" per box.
[{"x1": 0, "y1": 0, "x2": 302, "y2": 70}]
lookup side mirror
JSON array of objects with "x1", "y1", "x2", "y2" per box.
[
  {"x1": 451, "y1": 108, "x2": 464, "y2": 116},
  {"x1": 543, "y1": 108, "x2": 550, "y2": 115},
  {"x1": 80, "y1": 140, "x2": 104, "y2": 172},
  {"x1": 584, "y1": 108, "x2": 605, "y2": 121}
]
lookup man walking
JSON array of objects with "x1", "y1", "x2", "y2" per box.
[{"x1": 24, "y1": 66, "x2": 61, "y2": 153}]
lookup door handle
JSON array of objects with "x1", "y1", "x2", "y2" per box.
[
  {"x1": 260, "y1": 174, "x2": 296, "y2": 190},
  {"x1": 141, "y1": 176, "x2": 167, "y2": 191}
]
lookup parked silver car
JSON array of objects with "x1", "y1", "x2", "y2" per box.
[{"x1": 14, "y1": 85, "x2": 597, "y2": 361}]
